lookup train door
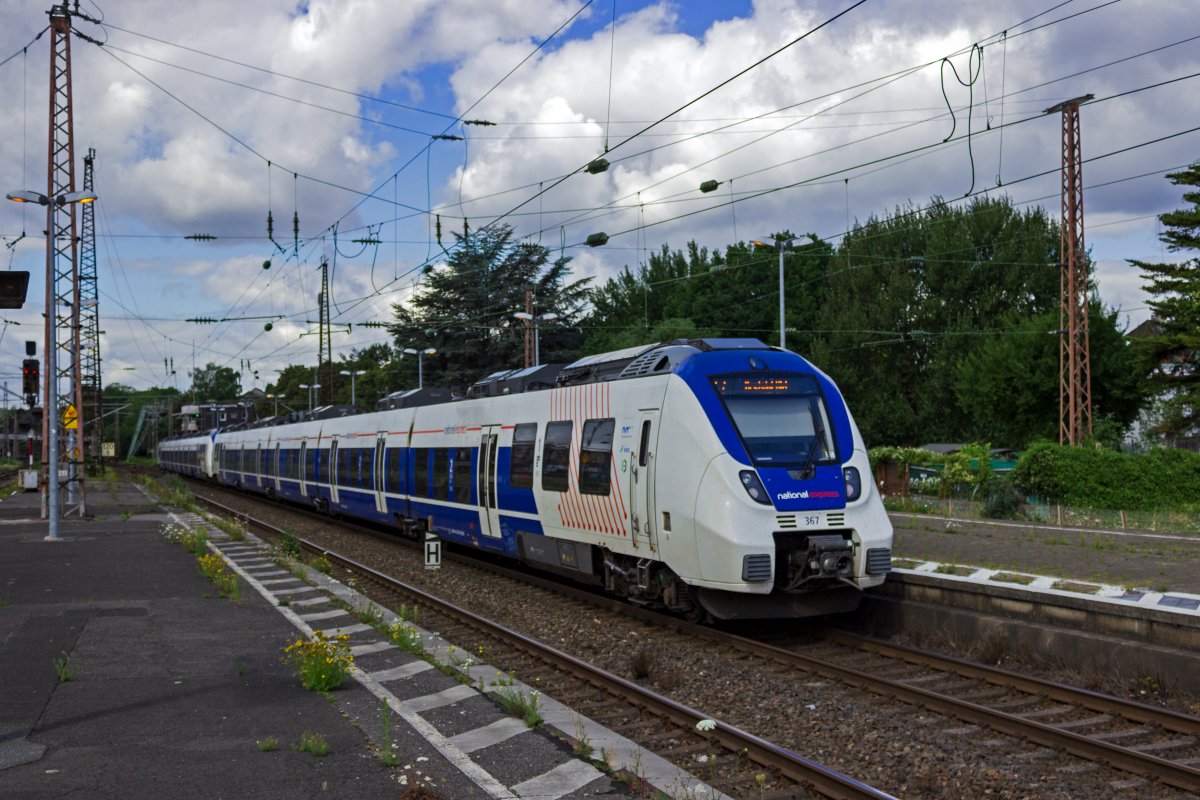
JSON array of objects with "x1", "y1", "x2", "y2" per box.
[
  {"x1": 630, "y1": 411, "x2": 660, "y2": 551},
  {"x1": 328, "y1": 437, "x2": 340, "y2": 505},
  {"x1": 373, "y1": 433, "x2": 387, "y2": 514},
  {"x1": 476, "y1": 425, "x2": 501, "y2": 539},
  {"x1": 299, "y1": 441, "x2": 308, "y2": 497},
  {"x1": 273, "y1": 443, "x2": 281, "y2": 493}
]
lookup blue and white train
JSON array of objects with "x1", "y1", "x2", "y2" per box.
[{"x1": 158, "y1": 339, "x2": 892, "y2": 619}]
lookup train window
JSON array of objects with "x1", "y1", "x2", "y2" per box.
[
  {"x1": 319, "y1": 448, "x2": 330, "y2": 484},
  {"x1": 432, "y1": 448, "x2": 450, "y2": 500},
  {"x1": 338, "y1": 448, "x2": 350, "y2": 486},
  {"x1": 453, "y1": 447, "x2": 472, "y2": 504},
  {"x1": 638, "y1": 421, "x2": 651, "y2": 468},
  {"x1": 306, "y1": 448, "x2": 317, "y2": 483},
  {"x1": 710, "y1": 371, "x2": 839, "y2": 468},
  {"x1": 542, "y1": 421, "x2": 572, "y2": 492},
  {"x1": 386, "y1": 448, "x2": 403, "y2": 494},
  {"x1": 509, "y1": 423, "x2": 536, "y2": 489},
  {"x1": 579, "y1": 418, "x2": 615, "y2": 496},
  {"x1": 414, "y1": 448, "x2": 430, "y2": 497}
]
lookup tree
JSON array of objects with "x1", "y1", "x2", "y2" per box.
[
  {"x1": 388, "y1": 225, "x2": 591, "y2": 390},
  {"x1": 187, "y1": 362, "x2": 241, "y2": 403},
  {"x1": 1129, "y1": 165, "x2": 1200, "y2": 445},
  {"x1": 952, "y1": 306, "x2": 1149, "y2": 448},
  {"x1": 583, "y1": 236, "x2": 832, "y2": 353}
]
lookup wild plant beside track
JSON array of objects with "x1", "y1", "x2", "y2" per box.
[{"x1": 283, "y1": 630, "x2": 354, "y2": 692}]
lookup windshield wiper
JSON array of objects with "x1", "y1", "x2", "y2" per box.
[{"x1": 800, "y1": 399, "x2": 827, "y2": 479}]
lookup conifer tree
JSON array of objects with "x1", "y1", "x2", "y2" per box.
[{"x1": 1129, "y1": 165, "x2": 1200, "y2": 444}]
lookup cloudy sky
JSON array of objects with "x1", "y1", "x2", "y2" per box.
[{"x1": 0, "y1": 0, "x2": 1195, "y2": 394}]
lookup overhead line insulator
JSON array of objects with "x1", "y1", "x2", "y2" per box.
[
  {"x1": 585, "y1": 232, "x2": 609, "y2": 247},
  {"x1": 585, "y1": 159, "x2": 610, "y2": 175}
]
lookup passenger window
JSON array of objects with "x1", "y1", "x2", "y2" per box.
[
  {"x1": 453, "y1": 447, "x2": 472, "y2": 504},
  {"x1": 319, "y1": 448, "x2": 330, "y2": 484},
  {"x1": 387, "y1": 448, "x2": 403, "y2": 494},
  {"x1": 579, "y1": 418, "x2": 615, "y2": 496},
  {"x1": 432, "y1": 448, "x2": 450, "y2": 500},
  {"x1": 510, "y1": 423, "x2": 536, "y2": 489},
  {"x1": 639, "y1": 421, "x2": 651, "y2": 468},
  {"x1": 542, "y1": 421, "x2": 573, "y2": 492},
  {"x1": 414, "y1": 448, "x2": 430, "y2": 497}
]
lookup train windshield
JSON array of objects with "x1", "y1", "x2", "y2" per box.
[{"x1": 710, "y1": 372, "x2": 837, "y2": 468}]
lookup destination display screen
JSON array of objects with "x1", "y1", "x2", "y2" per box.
[{"x1": 711, "y1": 373, "x2": 818, "y2": 396}]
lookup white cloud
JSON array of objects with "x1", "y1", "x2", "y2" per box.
[{"x1": 0, "y1": 0, "x2": 1194, "y2": 386}]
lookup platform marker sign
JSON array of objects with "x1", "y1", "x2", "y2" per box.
[{"x1": 424, "y1": 532, "x2": 441, "y2": 570}]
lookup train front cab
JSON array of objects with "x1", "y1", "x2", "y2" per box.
[{"x1": 658, "y1": 350, "x2": 893, "y2": 619}]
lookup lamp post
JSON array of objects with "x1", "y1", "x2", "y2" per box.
[
  {"x1": 298, "y1": 383, "x2": 320, "y2": 411},
  {"x1": 7, "y1": 189, "x2": 97, "y2": 542},
  {"x1": 513, "y1": 312, "x2": 559, "y2": 366},
  {"x1": 751, "y1": 236, "x2": 799, "y2": 350},
  {"x1": 339, "y1": 369, "x2": 365, "y2": 406},
  {"x1": 265, "y1": 393, "x2": 280, "y2": 416},
  {"x1": 402, "y1": 348, "x2": 436, "y2": 389}
]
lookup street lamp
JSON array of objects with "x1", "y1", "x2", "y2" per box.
[
  {"x1": 751, "y1": 236, "x2": 800, "y2": 350},
  {"x1": 7, "y1": 188, "x2": 98, "y2": 542},
  {"x1": 298, "y1": 383, "x2": 321, "y2": 411},
  {"x1": 339, "y1": 369, "x2": 365, "y2": 406},
  {"x1": 402, "y1": 348, "x2": 436, "y2": 389},
  {"x1": 513, "y1": 312, "x2": 560, "y2": 367}
]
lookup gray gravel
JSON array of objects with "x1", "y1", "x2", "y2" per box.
[{"x1": 192, "y1": 483, "x2": 1197, "y2": 800}]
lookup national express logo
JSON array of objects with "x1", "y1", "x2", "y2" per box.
[{"x1": 775, "y1": 490, "x2": 840, "y2": 500}]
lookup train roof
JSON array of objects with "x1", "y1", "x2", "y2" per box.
[{"x1": 556, "y1": 338, "x2": 774, "y2": 386}]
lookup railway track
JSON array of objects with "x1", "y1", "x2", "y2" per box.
[
  {"x1": 189, "y1": 490, "x2": 897, "y2": 800},
  {"x1": 177, "y1": 474, "x2": 1200, "y2": 796}
]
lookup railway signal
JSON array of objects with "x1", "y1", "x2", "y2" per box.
[{"x1": 21, "y1": 358, "x2": 39, "y2": 405}]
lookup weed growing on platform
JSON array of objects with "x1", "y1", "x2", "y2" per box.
[
  {"x1": 256, "y1": 736, "x2": 278, "y2": 752},
  {"x1": 196, "y1": 553, "x2": 239, "y2": 599},
  {"x1": 207, "y1": 513, "x2": 248, "y2": 541},
  {"x1": 53, "y1": 652, "x2": 74, "y2": 682},
  {"x1": 198, "y1": 553, "x2": 225, "y2": 580},
  {"x1": 277, "y1": 529, "x2": 302, "y2": 559},
  {"x1": 572, "y1": 716, "x2": 593, "y2": 759},
  {"x1": 378, "y1": 699, "x2": 398, "y2": 767},
  {"x1": 396, "y1": 604, "x2": 419, "y2": 624},
  {"x1": 495, "y1": 685, "x2": 542, "y2": 728},
  {"x1": 283, "y1": 631, "x2": 353, "y2": 692},
  {"x1": 308, "y1": 553, "x2": 332, "y2": 574},
  {"x1": 292, "y1": 730, "x2": 329, "y2": 757},
  {"x1": 388, "y1": 621, "x2": 425, "y2": 656},
  {"x1": 356, "y1": 604, "x2": 384, "y2": 627}
]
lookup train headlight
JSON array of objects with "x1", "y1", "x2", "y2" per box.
[
  {"x1": 738, "y1": 470, "x2": 772, "y2": 505},
  {"x1": 843, "y1": 466, "x2": 862, "y2": 502}
]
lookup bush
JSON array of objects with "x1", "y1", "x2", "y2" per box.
[
  {"x1": 1012, "y1": 442, "x2": 1200, "y2": 511},
  {"x1": 983, "y1": 476, "x2": 1023, "y2": 519}
]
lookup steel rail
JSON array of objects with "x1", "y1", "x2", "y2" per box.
[
  {"x1": 820, "y1": 629, "x2": 1200, "y2": 735},
  {"x1": 192, "y1": 493, "x2": 897, "y2": 800},
  {"x1": 180, "y1": 477, "x2": 1200, "y2": 793}
]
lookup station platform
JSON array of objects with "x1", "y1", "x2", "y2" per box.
[{"x1": 0, "y1": 479, "x2": 717, "y2": 800}]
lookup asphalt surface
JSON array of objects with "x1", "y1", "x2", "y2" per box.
[{"x1": 0, "y1": 480, "x2": 412, "y2": 799}]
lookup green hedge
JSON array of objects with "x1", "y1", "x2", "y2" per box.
[{"x1": 1011, "y1": 442, "x2": 1200, "y2": 511}]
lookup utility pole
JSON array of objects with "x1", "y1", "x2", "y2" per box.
[
  {"x1": 1047, "y1": 94, "x2": 1094, "y2": 446},
  {"x1": 317, "y1": 258, "x2": 331, "y2": 406},
  {"x1": 45, "y1": 3, "x2": 87, "y2": 527},
  {"x1": 523, "y1": 290, "x2": 533, "y2": 369},
  {"x1": 79, "y1": 147, "x2": 102, "y2": 474}
]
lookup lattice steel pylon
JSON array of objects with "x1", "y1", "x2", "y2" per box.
[
  {"x1": 80, "y1": 147, "x2": 102, "y2": 473},
  {"x1": 44, "y1": 3, "x2": 87, "y2": 516},
  {"x1": 1047, "y1": 94, "x2": 1094, "y2": 446}
]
